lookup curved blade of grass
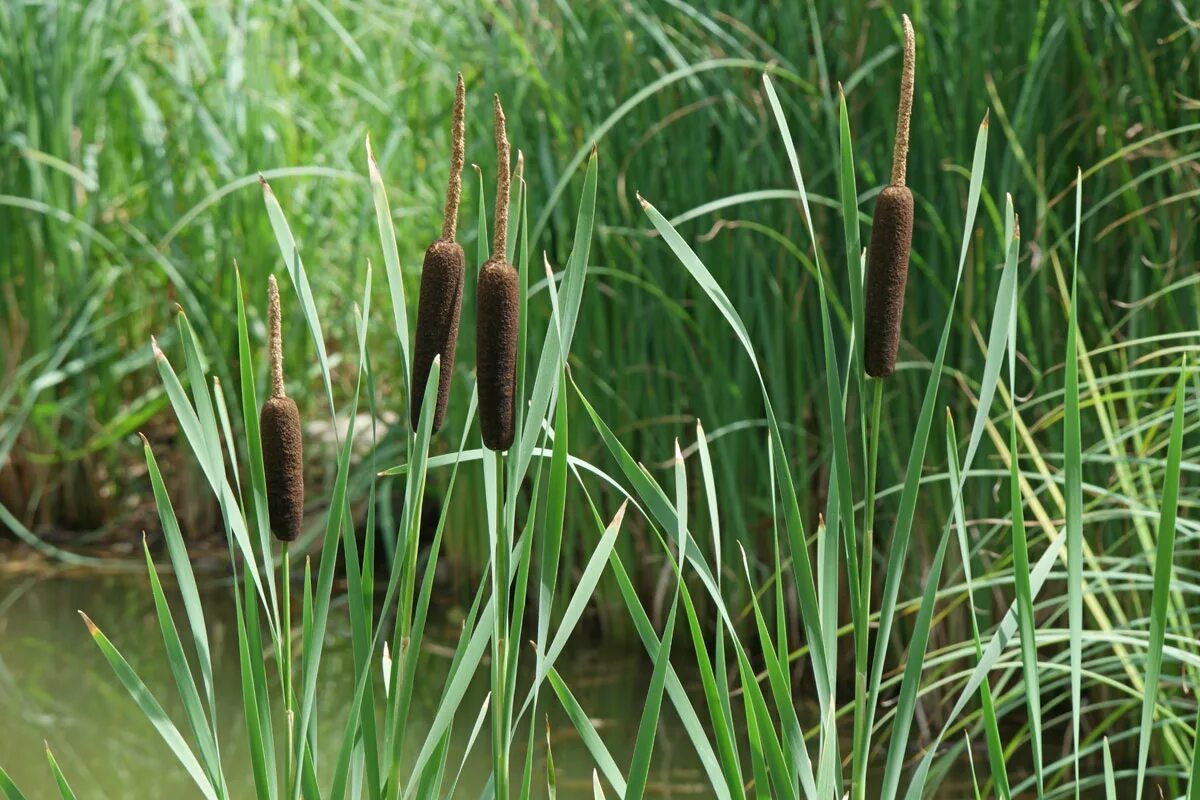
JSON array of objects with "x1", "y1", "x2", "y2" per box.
[
  {"x1": 738, "y1": 544, "x2": 814, "y2": 798},
  {"x1": 1005, "y1": 213, "x2": 1045, "y2": 797},
  {"x1": 878, "y1": 453, "x2": 957, "y2": 800},
  {"x1": 259, "y1": 176, "x2": 336, "y2": 419},
  {"x1": 1133, "y1": 361, "x2": 1188, "y2": 800},
  {"x1": 234, "y1": 567, "x2": 276, "y2": 800},
  {"x1": 151, "y1": 336, "x2": 273, "y2": 637},
  {"x1": 141, "y1": 537, "x2": 225, "y2": 796},
  {"x1": 443, "y1": 694, "x2": 492, "y2": 800},
  {"x1": 365, "y1": 137, "x2": 410, "y2": 403},
  {"x1": 545, "y1": 668, "x2": 626, "y2": 796},
  {"x1": 946, "y1": 413, "x2": 1010, "y2": 800},
  {"x1": 902, "y1": 534, "x2": 1065, "y2": 800},
  {"x1": 142, "y1": 439, "x2": 218, "y2": 726},
  {"x1": 0, "y1": 766, "x2": 27, "y2": 800},
  {"x1": 636, "y1": 192, "x2": 829, "y2": 708},
  {"x1": 1104, "y1": 738, "x2": 1117, "y2": 800},
  {"x1": 546, "y1": 718, "x2": 557, "y2": 800},
  {"x1": 43, "y1": 747, "x2": 76, "y2": 800},
  {"x1": 79, "y1": 612, "x2": 218, "y2": 800},
  {"x1": 1065, "y1": 169, "x2": 1085, "y2": 798},
  {"x1": 522, "y1": 502, "x2": 627, "y2": 713},
  {"x1": 570, "y1": 477, "x2": 732, "y2": 800},
  {"x1": 514, "y1": 148, "x2": 597, "y2": 484},
  {"x1": 593, "y1": 771, "x2": 608, "y2": 800},
  {"x1": 624, "y1": 446, "x2": 687, "y2": 800},
  {"x1": 695, "y1": 421, "x2": 741, "y2": 782},
  {"x1": 624, "y1": 596, "x2": 679, "y2": 800}
]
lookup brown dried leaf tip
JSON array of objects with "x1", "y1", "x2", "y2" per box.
[
  {"x1": 864, "y1": 13, "x2": 917, "y2": 379},
  {"x1": 476, "y1": 93, "x2": 519, "y2": 451},
  {"x1": 412, "y1": 72, "x2": 467, "y2": 432},
  {"x1": 261, "y1": 275, "x2": 304, "y2": 541}
]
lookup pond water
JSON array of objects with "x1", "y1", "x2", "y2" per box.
[
  {"x1": 0, "y1": 558, "x2": 1039, "y2": 798},
  {"x1": 0, "y1": 564, "x2": 708, "y2": 798}
]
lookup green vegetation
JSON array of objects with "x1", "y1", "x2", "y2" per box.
[{"x1": 2, "y1": 1, "x2": 1200, "y2": 797}]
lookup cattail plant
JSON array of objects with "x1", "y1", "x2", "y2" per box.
[
  {"x1": 476, "y1": 95, "x2": 519, "y2": 451},
  {"x1": 261, "y1": 275, "x2": 304, "y2": 541},
  {"x1": 864, "y1": 14, "x2": 916, "y2": 379},
  {"x1": 411, "y1": 73, "x2": 467, "y2": 432}
]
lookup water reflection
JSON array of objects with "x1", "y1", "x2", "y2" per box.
[{"x1": 0, "y1": 567, "x2": 702, "y2": 798}]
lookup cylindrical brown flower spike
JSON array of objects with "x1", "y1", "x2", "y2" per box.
[
  {"x1": 476, "y1": 94, "x2": 519, "y2": 451},
  {"x1": 261, "y1": 275, "x2": 304, "y2": 541},
  {"x1": 864, "y1": 14, "x2": 916, "y2": 379},
  {"x1": 412, "y1": 73, "x2": 468, "y2": 432}
]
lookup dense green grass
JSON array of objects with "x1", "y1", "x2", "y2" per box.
[{"x1": 2, "y1": 2, "x2": 1200, "y2": 795}]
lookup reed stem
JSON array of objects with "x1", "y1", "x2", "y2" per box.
[{"x1": 852, "y1": 377, "x2": 884, "y2": 800}]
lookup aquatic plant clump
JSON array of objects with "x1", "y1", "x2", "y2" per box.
[{"x1": 411, "y1": 73, "x2": 468, "y2": 433}]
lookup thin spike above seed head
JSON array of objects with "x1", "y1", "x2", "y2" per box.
[
  {"x1": 261, "y1": 274, "x2": 304, "y2": 541},
  {"x1": 412, "y1": 73, "x2": 468, "y2": 432},
  {"x1": 864, "y1": 13, "x2": 917, "y2": 379},
  {"x1": 476, "y1": 93, "x2": 519, "y2": 451}
]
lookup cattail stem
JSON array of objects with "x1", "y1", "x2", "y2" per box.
[
  {"x1": 890, "y1": 14, "x2": 915, "y2": 187},
  {"x1": 441, "y1": 73, "x2": 466, "y2": 242},
  {"x1": 268, "y1": 274, "x2": 286, "y2": 399},
  {"x1": 492, "y1": 94, "x2": 511, "y2": 258}
]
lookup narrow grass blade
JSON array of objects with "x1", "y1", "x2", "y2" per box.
[
  {"x1": 233, "y1": 568, "x2": 276, "y2": 800},
  {"x1": 1004, "y1": 215, "x2": 1045, "y2": 797},
  {"x1": 259, "y1": 176, "x2": 336, "y2": 418},
  {"x1": 79, "y1": 613, "x2": 218, "y2": 800},
  {"x1": 546, "y1": 718, "x2": 557, "y2": 800},
  {"x1": 365, "y1": 137, "x2": 411, "y2": 401},
  {"x1": 514, "y1": 148, "x2": 598, "y2": 483},
  {"x1": 1104, "y1": 738, "x2": 1117, "y2": 800},
  {"x1": 0, "y1": 766, "x2": 28, "y2": 800},
  {"x1": 546, "y1": 668, "x2": 626, "y2": 796},
  {"x1": 43, "y1": 747, "x2": 77, "y2": 800},
  {"x1": 142, "y1": 537, "x2": 225, "y2": 795},
  {"x1": 1133, "y1": 362, "x2": 1188, "y2": 800},
  {"x1": 946, "y1": 413, "x2": 1010, "y2": 800},
  {"x1": 442, "y1": 694, "x2": 492, "y2": 800},
  {"x1": 1065, "y1": 168, "x2": 1085, "y2": 798}
]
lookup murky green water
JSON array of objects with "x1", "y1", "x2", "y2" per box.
[{"x1": 0, "y1": 566, "x2": 708, "y2": 798}]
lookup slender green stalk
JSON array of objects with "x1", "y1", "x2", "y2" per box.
[
  {"x1": 280, "y1": 542, "x2": 292, "y2": 791},
  {"x1": 852, "y1": 377, "x2": 883, "y2": 800},
  {"x1": 490, "y1": 449, "x2": 510, "y2": 800}
]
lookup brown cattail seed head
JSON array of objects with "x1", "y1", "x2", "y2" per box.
[
  {"x1": 864, "y1": 14, "x2": 917, "y2": 379},
  {"x1": 864, "y1": 186, "x2": 914, "y2": 378},
  {"x1": 261, "y1": 275, "x2": 304, "y2": 541},
  {"x1": 412, "y1": 73, "x2": 467, "y2": 432},
  {"x1": 476, "y1": 259, "x2": 519, "y2": 450},
  {"x1": 262, "y1": 395, "x2": 304, "y2": 541},
  {"x1": 412, "y1": 240, "x2": 465, "y2": 431},
  {"x1": 476, "y1": 94, "x2": 518, "y2": 451}
]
